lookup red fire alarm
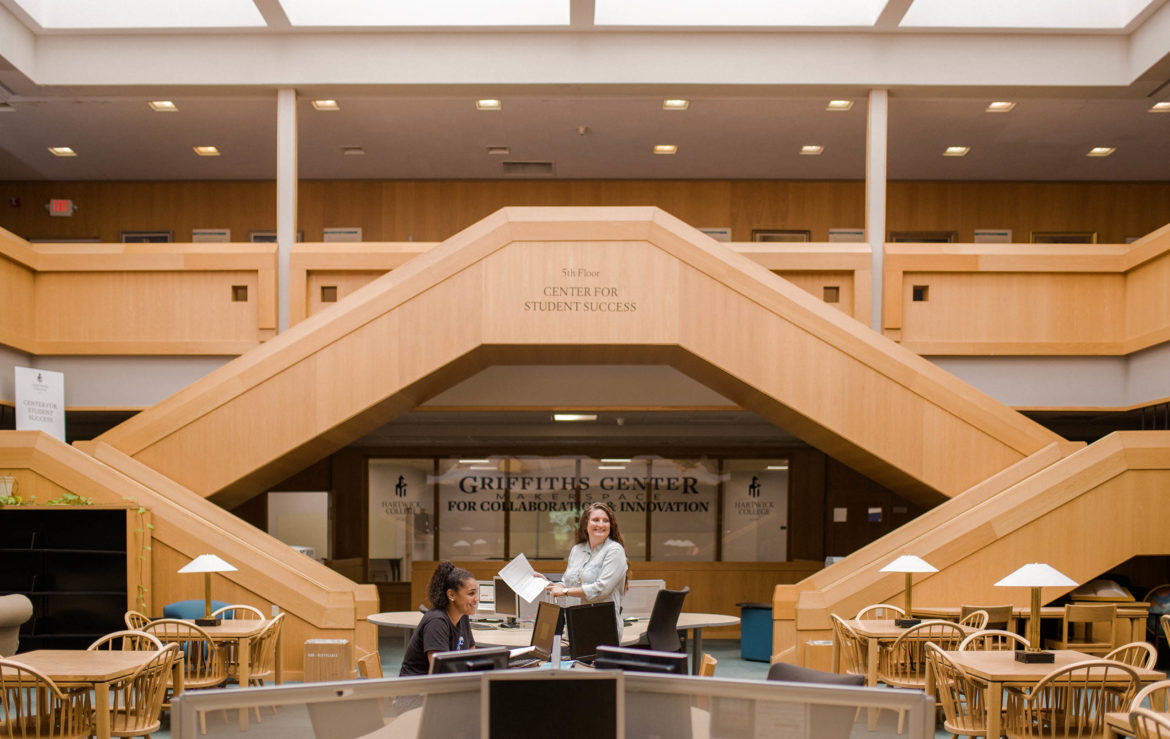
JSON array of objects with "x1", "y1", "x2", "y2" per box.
[{"x1": 46, "y1": 198, "x2": 76, "y2": 216}]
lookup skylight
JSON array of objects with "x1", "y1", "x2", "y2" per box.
[
  {"x1": 900, "y1": 0, "x2": 1160, "y2": 30},
  {"x1": 595, "y1": 0, "x2": 887, "y2": 27},
  {"x1": 11, "y1": 0, "x2": 265, "y2": 29},
  {"x1": 279, "y1": 0, "x2": 570, "y2": 27}
]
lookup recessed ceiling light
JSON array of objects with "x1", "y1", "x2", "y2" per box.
[
  {"x1": 1086, "y1": 147, "x2": 1115, "y2": 157},
  {"x1": 341, "y1": 146, "x2": 365, "y2": 156},
  {"x1": 553, "y1": 413, "x2": 597, "y2": 422},
  {"x1": 597, "y1": 465, "x2": 627, "y2": 470},
  {"x1": 0, "y1": 103, "x2": 15, "y2": 113},
  {"x1": 468, "y1": 466, "x2": 496, "y2": 471},
  {"x1": 486, "y1": 146, "x2": 510, "y2": 156},
  {"x1": 653, "y1": 144, "x2": 678, "y2": 155},
  {"x1": 943, "y1": 146, "x2": 970, "y2": 157},
  {"x1": 48, "y1": 146, "x2": 77, "y2": 157},
  {"x1": 766, "y1": 464, "x2": 789, "y2": 471},
  {"x1": 826, "y1": 100, "x2": 853, "y2": 111},
  {"x1": 312, "y1": 99, "x2": 340, "y2": 111},
  {"x1": 600, "y1": 458, "x2": 632, "y2": 463},
  {"x1": 1150, "y1": 102, "x2": 1170, "y2": 113},
  {"x1": 193, "y1": 146, "x2": 220, "y2": 157},
  {"x1": 662, "y1": 99, "x2": 690, "y2": 110},
  {"x1": 148, "y1": 100, "x2": 178, "y2": 112},
  {"x1": 985, "y1": 101, "x2": 1016, "y2": 113},
  {"x1": 459, "y1": 459, "x2": 490, "y2": 464},
  {"x1": 476, "y1": 99, "x2": 502, "y2": 111},
  {"x1": 800, "y1": 145, "x2": 824, "y2": 155}
]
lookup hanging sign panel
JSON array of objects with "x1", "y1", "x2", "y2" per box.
[{"x1": 15, "y1": 367, "x2": 66, "y2": 442}]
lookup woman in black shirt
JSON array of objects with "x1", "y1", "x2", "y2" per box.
[{"x1": 399, "y1": 561, "x2": 479, "y2": 675}]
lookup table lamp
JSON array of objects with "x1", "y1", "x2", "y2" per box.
[
  {"x1": 880, "y1": 555, "x2": 938, "y2": 627},
  {"x1": 994, "y1": 563, "x2": 1077, "y2": 663},
  {"x1": 179, "y1": 554, "x2": 237, "y2": 625}
]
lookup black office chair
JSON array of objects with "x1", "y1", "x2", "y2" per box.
[
  {"x1": 766, "y1": 662, "x2": 864, "y2": 686},
  {"x1": 637, "y1": 586, "x2": 689, "y2": 652}
]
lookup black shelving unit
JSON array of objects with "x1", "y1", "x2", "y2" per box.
[{"x1": 0, "y1": 508, "x2": 128, "y2": 651}]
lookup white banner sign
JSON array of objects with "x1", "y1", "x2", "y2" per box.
[{"x1": 15, "y1": 367, "x2": 66, "y2": 442}]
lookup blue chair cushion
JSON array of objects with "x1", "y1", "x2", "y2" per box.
[{"x1": 163, "y1": 599, "x2": 231, "y2": 619}]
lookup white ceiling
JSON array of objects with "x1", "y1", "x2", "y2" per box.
[{"x1": 0, "y1": 0, "x2": 1168, "y2": 182}]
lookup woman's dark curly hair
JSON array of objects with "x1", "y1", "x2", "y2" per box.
[
  {"x1": 574, "y1": 502, "x2": 624, "y2": 547},
  {"x1": 427, "y1": 560, "x2": 475, "y2": 610}
]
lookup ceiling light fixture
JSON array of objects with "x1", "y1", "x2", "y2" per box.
[
  {"x1": 193, "y1": 146, "x2": 220, "y2": 157},
  {"x1": 148, "y1": 100, "x2": 178, "y2": 112},
  {"x1": 341, "y1": 146, "x2": 365, "y2": 156},
  {"x1": 766, "y1": 464, "x2": 789, "y2": 471},
  {"x1": 653, "y1": 144, "x2": 678, "y2": 155},
  {"x1": 1087, "y1": 147, "x2": 1115, "y2": 157},
  {"x1": 553, "y1": 413, "x2": 598, "y2": 422},
  {"x1": 662, "y1": 99, "x2": 690, "y2": 110},
  {"x1": 800, "y1": 145, "x2": 824, "y2": 155},
  {"x1": 598, "y1": 465, "x2": 627, "y2": 470},
  {"x1": 476, "y1": 99, "x2": 502, "y2": 111},
  {"x1": 600, "y1": 458, "x2": 632, "y2": 463},
  {"x1": 1150, "y1": 102, "x2": 1170, "y2": 113},
  {"x1": 459, "y1": 459, "x2": 490, "y2": 464},
  {"x1": 826, "y1": 100, "x2": 853, "y2": 111},
  {"x1": 48, "y1": 147, "x2": 77, "y2": 157},
  {"x1": 312, "y1": 99, "x2": 340, "y2": 111},
  {"x1": 486, "y1": 146, "x2": 510, "y2": 155},
  {"x1": 0, "y1": 103, "x2": 15, "y2": 113},
  {"x1": 985, "y1": 101, "x2": 1016, "y2": 113},
  {"x1": 943, "y1": 146, "x2": 970, "y2": 157}
]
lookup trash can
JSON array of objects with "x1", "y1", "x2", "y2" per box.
[{"x1": 736, "y1": 602, "x2": 773, "y2": 662}]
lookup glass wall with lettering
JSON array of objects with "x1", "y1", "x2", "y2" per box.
[
  {"x1": 579, "y1": 457, "x2": 648, "y2": 561},
  {"x1": 437, "y1": 458, "x2": 506, "y2": 560},
  {"x1": 648, "y1": 458, "x2": 718, "y2": 561},
  {"x1": 368, "y1": 459, "x2": 435, "y2": 581},
  {"x1": 506, "y1": 456, "x2": 580, "y2": 562},
  {"x1": 721, "y1": 459, "x2": 789, "y2": 561}
]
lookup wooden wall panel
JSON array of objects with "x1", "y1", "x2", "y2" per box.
[
  {"x1": 777, "y1": 270, "x2": 855, "y2": 315},
  {"x1": 5, "y1": 179, "x2": 1167, "y2": 247}
]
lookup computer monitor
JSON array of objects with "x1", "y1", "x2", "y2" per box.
[
  {"x1": 530, "y1": 601, "x2": 564, "y2": 660},
  {"x1": 483, "y1": 670, "x2": 624, "y2": 739},
  {"x1": 429, "y1": 646, "x2": 509, "y2": 674},
  {"x1": 492, "y1": 576, "x2": 519, "y2": 623},
  {"x1": 564, "y1": 601, "x2": 619, "y2": 663},
  {"x1": 593, "y1": 645, "x2": 688, "y2": 675}
]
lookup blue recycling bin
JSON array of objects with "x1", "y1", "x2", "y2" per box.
[{"x1": 737, "y1": 601, "x2": 773, "y2": 662}]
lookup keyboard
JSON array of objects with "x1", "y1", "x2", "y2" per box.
[
  {"x1": 507, "y1": 657, "x2": 542, "y2": 669},
  {"x1": 471, "y1": 622, "x2": 498, "y2": 630}
]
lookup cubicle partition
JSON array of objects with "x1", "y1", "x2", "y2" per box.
[{"x1": 172, "y1": 670, "x2": 935, "y2": 739}]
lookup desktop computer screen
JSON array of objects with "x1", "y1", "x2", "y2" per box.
[
  {"x1": 484, "y1": 670, "x2": 623, "y2": 739},
  {"x1": 492, "y1": 577, "x2": 519, "y2": 622},
  {"x1": 594, "y1": 645, "x2": 688, "y2": 675},
  {"x1": 564, "y1": 601, "x2": 619, "y2": 662},
  {"x1": 429, "y1": 646, "x2": 509, "y2": 674}
]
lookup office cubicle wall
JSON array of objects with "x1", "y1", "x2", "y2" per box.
[{"x1": 172, "y1": 670, "x2": 934, "y2": 739}]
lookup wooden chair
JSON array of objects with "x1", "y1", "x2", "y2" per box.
[
  {"x1": 855, "y1": 604, "x2": 905, "y2": 620},
  {"x1": 106, "y1": 643, "x2": 180, "y2": 739},
  {"x1": 926, "y1": 643, "x2": 988, "y2": 739},
  {"x1": 1044, "y1": 603, "x2": 1118, "y2": 656},
  {"x1": 1131, "y1": 679, "x2": 1170, "y2": 710},
  {"x1": 959, "y1": 629, "x2": 1030, "y2": 651},
  {"x1": 0, "y1": 658, "x2": 94, "y2": 739},
  {"x1": 878, "y1": 620, "x2": 967, "y2": 691},
  {"x1": 1131, "y1": 708, "x2": 1170, "y2": 739},
  {"x1": 123, "y1": 611, "x2": 151, "y2": 630},
  {"x1": 829, "y1": 614, "x2": 867, "y2": 678},
  {"x1": 960, "y1": 604, "x2": 1013, "y2": 631},
  {"x1": 87, "y1": 630, "x2": 164, "y2": 652},
  {"x1": 1002, "y1": 659, "x2": 1139, "y2": 739},
  {"x1": 958, "y1": 610, "x2": 990, "y2": 629},
  {"x1": 234, "y1": 613, "x2": 284, "y2": 721},
  {"x1": 211, "y1": 604, "x2": 265, "y2": 620},
  {"x1": 698, "y1": 653, "x2": 717, "y2": 677},
  {"x1": 1162, "y1": 615, "x2": 1169, "y2": 647},
  {"x1": 357, "y1": 650, "x2": 384, "y2": 679},
  {"x1": 1106, "y1": 641, "x2": 1158, "y2": 669},
  {"x1": 142, "y1": 619, "x2": 228, "y2": 692}
]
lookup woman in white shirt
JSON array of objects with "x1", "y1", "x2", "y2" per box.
[{"x1": 547, "y1": 502, "x2": 628, "y2": 634}]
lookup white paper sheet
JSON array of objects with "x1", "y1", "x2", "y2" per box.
[{"x1": 498, "y1": 553, "x2": 549, "y2": 603}]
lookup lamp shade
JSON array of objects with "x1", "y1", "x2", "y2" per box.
[
  {"x1": 178, "y1": 554, "x2": 237, "y2": 574},
  {"x1": 994, "y1": 563, "x2": 1076, "y2": 588},
  {"x1": 880, "y1": 555, "x2": 938, "y2": 574}
]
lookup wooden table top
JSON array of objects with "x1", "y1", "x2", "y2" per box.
[
  {"x1": 846, "y1": 619, "x2": 975, "y2": 639},
  {"x1": 914, "y1": 604, "x2": 1150, "y2": 618},
  {"x1": 5, "y1": 649, "x2": 159, "y2": 682},
  {"x1": 194, "y1": 618, "x2": 267, "y2": 638},
  {"x1": 944, "y1": 649, "x2": 1166, "y2": 683}
]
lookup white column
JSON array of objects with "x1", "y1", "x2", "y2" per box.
[
  {"x1": 866, "y1": 89, "x2": 888, "y2": 334},
  {"x1": 276, "y1": 88, "x2": 298, "y2": 334}
]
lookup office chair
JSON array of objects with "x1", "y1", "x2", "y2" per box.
[{"x1": 639, "y1": 586, "x2": 689, "y2": 652}]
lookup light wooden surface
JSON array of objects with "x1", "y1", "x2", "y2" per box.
[
  {"x1": 1105, "y1": 711, "x2": 1133, "y2": 739},
  {"x1": 90, "y1": 206, "x2": 1059, "y2": 509},
  {"x1": 912, "y1": 604, "x2": 1150, "y2": 648},
  {"x1": 8, "y1": 648, "x2": 181, "y2": 739},
  {"x1": 0, "y1": 431, "x2": 379, "y2": 682},
  {"x1": 937, "y1": 649, "x2": 1166, "y2": 739}
]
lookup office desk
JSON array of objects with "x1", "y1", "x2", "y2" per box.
[
  {"x1": 368, "y1": 611, "x2": 739, "y2": 675},
  {"x1": 936, "y1": 649, "x2": 1165, "y2": 739},
  {"x1": 8, "y1": 648, "x2": 183, "y2": 739}
]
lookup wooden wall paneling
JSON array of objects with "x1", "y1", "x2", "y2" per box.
[
  {"x1": 332, "y1": 448, "x2": 367, "y2": 562},
  {"x1": 0, "y1": 248, "x2": 37, "y2": 352},
  {"x1": 729, "y1": 181, "x2": 866, "y2": 242},
  {"x1": 785, "y1": 447, "x2": 827, "y2": 562}
]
